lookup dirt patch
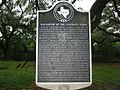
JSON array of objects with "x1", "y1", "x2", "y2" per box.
[
  {"x1": 81, "y1": 82, "x2": 99, "y2": 90},
  {"x1": 0, "y1": 87, "x2": 7, "y2": 90},
  {"x1": 104, "y1": 82, "x2": 118, "y2": 90},
  {"x1": 28, "y1": 81, "x2": 49, "y2": 90}
]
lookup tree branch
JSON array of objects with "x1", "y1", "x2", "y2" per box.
[
  {"x1": 0, "y1": 40, "x2": 5, "y2": 50},
  {"x1": 0, "y1": 0, "x2": 7, "y2": 9},
  {"x1": 97, "y1": 26, "x2": 120, "y2": 38},
  {"x1": 35, "y1": 0, "x2": 40, "y2": 10},
  {"x1": 90, "y1": 0, "x2": 111, "y2": 31},
  {"x1": 112, "y1": 0, "x2": 120, "y2": 17},
  {"x1": 71, "y1": 0, "x2": 76, "y2": 4},
  {"x1": 4, "y1": 3, "x2": 12, "y2": 14},
  {"x1": 8, "y1": 27, "x2": 16, "y2": 41},
  {"x1": 110, "y1": 18, "x2": 120, "y2": 24}
]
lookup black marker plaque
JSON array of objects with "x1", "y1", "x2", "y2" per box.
[{"x1": 37, "y1": 2, "x2": 91, "y2": 83}]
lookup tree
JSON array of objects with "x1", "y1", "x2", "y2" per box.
[
  {"x1": 0, "y1": 0, "x2": 36, "y2": 59},
  {"x1": 91, "y1": 0, "x2": 120, "y2": 33},
  {"x1": 91, "y1": 0, "x2": 120, "y2": 62}
]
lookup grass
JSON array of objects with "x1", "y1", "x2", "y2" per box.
[
  {"x1": 0, "y1": 61, "x2": 120, "y2": 90},
  {"x1": 91, "y1": 63, "x2": 120, "y2": 90},
  {"x1": 0, "y1": 60, "x2": 35, "y2": 90},
  {"x1": 93, "y1": 63, "x2": 120, "y2": 84}
]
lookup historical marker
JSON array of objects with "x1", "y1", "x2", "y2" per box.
[{"x1": 36, "y1": 1, "x2": 92, "y2": 90}]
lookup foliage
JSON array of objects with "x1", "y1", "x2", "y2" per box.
[
  {"x1": 92, "y1": 0, "x2": 120, "y2": 62},
  {"x1": 92, "y1": 30, "x2": 114, "y2": 61},
  {"x1": 0, "y1": 0, "x2": 36, "y2": 60}
]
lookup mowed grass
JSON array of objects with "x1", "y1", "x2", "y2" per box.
[
  {"x1": 0, "y1": 60, "x2": 35, "y2": 90},
  {"x1": 0, "y1": 61, "x2": 120, "y2": 90},
  {"x1": 91, "y1": 63, "x2": 120, "y2": 90}
]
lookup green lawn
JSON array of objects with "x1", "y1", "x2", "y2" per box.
[
  {"x1": 0, "y1": 61, "x2": 120, "y2": 90},
  {"x1": 0, "y1": 61, "x2": 35, "y2": 90},
  {"x1": 91, "y1": 63, "x2": 120, "y2": 90}
]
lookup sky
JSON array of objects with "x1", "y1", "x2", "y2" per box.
[
  {"x1": 45, "y1": 0, "x2": 96, "y2": 10},
  {"x1": 73, "y1": 0, "x2": 96, "y2": 10}
]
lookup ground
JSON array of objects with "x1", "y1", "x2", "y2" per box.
[{"x1": 0, "y1": 61, "x2": 120, "y2": 90}]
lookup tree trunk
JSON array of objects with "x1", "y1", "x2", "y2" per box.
[{"x1": 3, "y1": 49, "x2": 8, "y2": 59}]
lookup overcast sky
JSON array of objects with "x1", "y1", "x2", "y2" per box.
[{"x1": 73, "y1": 0, "x2": 96, "y2": 10}]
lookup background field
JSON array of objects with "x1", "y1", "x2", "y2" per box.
[{"x1": 0, "y1": 61, "x2": 120, "y2": 90}]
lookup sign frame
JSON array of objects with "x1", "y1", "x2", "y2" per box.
[{"x1": 36, "y1": 1, "x2": 92, "y2": 90}]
